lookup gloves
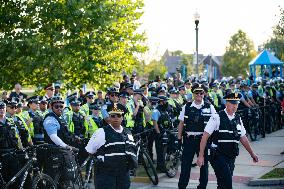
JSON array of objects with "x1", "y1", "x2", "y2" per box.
[{"x1": 178, "y1": 139, "x2": 182, "y2": 150}]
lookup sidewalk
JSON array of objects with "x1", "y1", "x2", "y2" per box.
[{"x1": 131, "y1": 128, "x2": 284, "y2": 189}]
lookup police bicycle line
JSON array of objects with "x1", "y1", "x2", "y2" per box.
[
  {"x1": 0, "y1": 144, "x2": 56, "y2": 189},
  {"x1": 237, "y1": 104, "x2": 282, "y2": 141},
  {"x1": 132, "y1": 129, "x2": 159, "y2": 185},
  {"x1": 131, "y1": 126, "x2": 182, "y2": 185}
]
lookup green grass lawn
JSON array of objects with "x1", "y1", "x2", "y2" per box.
[{"x1": 260, "y1": 168, "x2": 284, "y2": 179}]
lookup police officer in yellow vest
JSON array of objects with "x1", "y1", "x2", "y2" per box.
[
  {"x1": 5, "y1": 98, "x2": 32, "y2": 147},
  {"x1": 0, "y1": 101, "x2": 23, "y2": 186},
  {"x1": 64, "y1": 98, "x2": 87, "y2": 139},
  {"x1": 209, "y1": 82, "x2": 221, "y2": 111},
  {"x1": 80, "y1": 91, "x2": 95, "y2": 117},
  {"x1": 37, "y1": 96, "x2": 49, "y2": 117},
  {"x1": 85, "y1": 103, "x2": 102, "y2": 138}
]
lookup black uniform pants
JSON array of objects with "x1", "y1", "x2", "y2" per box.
[
  {"x1": 94, "y1": 172, "x2": 130, "y2": 189},
  {"x1": 155, "y1": 133, "x2": 165, "y2": 170},
  {"x1": 178, "y1": 136, "x2": 208, "y2": 189},
  {"x1": 210, "y1": 153, "x2": 235, "y2": 189}
]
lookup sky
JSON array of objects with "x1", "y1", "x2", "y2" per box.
[{"x1": 139, "y1": 0, "x2": 284, "y2": 63}]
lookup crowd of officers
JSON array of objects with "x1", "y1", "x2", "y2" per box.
[{"x1": 0, "y1": 74, "x2": 283, "y2": 189}]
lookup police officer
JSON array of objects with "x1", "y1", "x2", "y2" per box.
[
  {"x1": 0, "y1": 101, "x2": 23, "y2": 186},
  {"x1": 197, "y1": 92, "x2": 259, "y2": 189},
  {"x1": 44, "y1": 84, "x2": 55, "y2": 101},
  {"x1": 80, "y1": 91, "x2": 95, "y2": 117},
  {"x1": 85, "y1": 103, "x2": 137, "y2": 189},
  {"x1": 178, "y1": 83, "x2": 216, "y2": 189},
  {"x1": 5, "y1": 98, "x2": 32, "y2": 147},
  {"x1": 102, "y1": 87, "x2": 120, "y2": 124},
  {"x1": 85, "y1": 103, "x2": 102, "y2": 138},
  {"x1": 64, "y1": 99, "x2": 86, "y2": 138},
  {"x1": 23, "y1": 96, "x2": 45, "y2": 144},
  {"x1": 43, "y1": 96, "x2": 76, "y2": 149},
  {"x1": 38, "y1": 96, "x2": 49, "y2": 117},
  {"x1": 43, "y1": 96, "x2": 78, "y2": 188},
  {"x1": 152, "y1": 95, "x2": 172, "y2": 172}
]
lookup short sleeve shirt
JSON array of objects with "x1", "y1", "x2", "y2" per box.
[
  {"x1": 151, "y1": 109, "x2": 161, "y2": 122},
  {"x1": 204, "y1": 109, "x2": 246, "y2": 137},
  {"x1": 43, "y1": 116, "x2": 60, "y2": 136},
  {"x1": 85, "y1": 125, "x2": 124, "y2": 154},
  {"x1": 178, "y1": 100, "x2": 217, "y2": 121}
]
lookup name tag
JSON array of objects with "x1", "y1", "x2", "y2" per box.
[
  {"x1": 202, "y1": 108, "x2": 210, "y2": 114},
  {"x1": 128, "y1": 134, "x2": 134, "y2": 141},
  {"x1": 236, "y1": 124, "x2": 241, "y2": 130}
]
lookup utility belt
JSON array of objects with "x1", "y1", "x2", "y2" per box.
[
  {"x1": 183, "y1": 131, "x2": 203, "y2": 140},
  {"x1": 209, "y1": 146, "x2": 237, "y2": 160}
]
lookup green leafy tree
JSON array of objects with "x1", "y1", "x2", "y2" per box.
[
  {"x1": 144, "y1": 60, "x2": 167, "y2": 81},
  {"x1": 0, "y1": 0, "x2": 146, "y2": 91},
  {"x1": 222, "y1": 30, "x2": 256, "y2": 77},
  {"x1": 264, "y1": 7, "x2": 284, "y2": 61}
]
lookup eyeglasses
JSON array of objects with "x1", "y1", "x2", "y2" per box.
[
  {"x1": 110, "y1": 114, "x2": 122, "y2": 118},
  {"x1": 194, "y1": 92, "x2": 204, "y2": 96},
  {"x1": 54, "y1": 105, "x2": 64, "y2": 109},
  {"x1": 8, "y1": 106, "x2": 16, "y2": 109}
]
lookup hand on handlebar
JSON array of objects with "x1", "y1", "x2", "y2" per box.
[{"x1": 65, "y1": 145, "x2": 79, "y2": 152}]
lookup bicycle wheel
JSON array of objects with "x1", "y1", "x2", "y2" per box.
[
  {"x1": 164, "y1": 147, "x2": 181, "y2": 178},
  {"x1": 32, "y1": 173, "x2": 57, "y2": 189},
  {"x1": 141, "y1": 150, "x2": 158, "y2": 185}
]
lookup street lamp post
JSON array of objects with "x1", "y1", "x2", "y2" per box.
[{"x1": 194, "y1": 12, "x2": 200, "y2": 77}]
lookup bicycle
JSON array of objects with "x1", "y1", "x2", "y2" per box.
[
  {"x1": 133, "y1": 129, "x2": 159, "y2": 185},
  {"x1": 0, "y1": 145, "x2": 57, "y2": 189},
  {"x1": 162, "y1": 128, "x2": 182, "y2": 178},
  {"x1": 79, "y1": 154, "x2": 97, "y2": 189}
]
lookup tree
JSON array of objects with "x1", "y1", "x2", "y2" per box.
[
  {"x1": 143, "y1": 60, "x2": 167, "y2": 81},
  {"x1": 0, "y1": 0, "x2": 146, "y2": 91},
  {"x1": 264, "y1": 6, "x2": 284, "y2": 61},
  {"x1": 222, "y1": 30, "x2": 256, "y2": 77}
]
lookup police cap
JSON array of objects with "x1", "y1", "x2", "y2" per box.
[
  {"x1": 85, "y1": 91, "x2": 95, "y2": 97},
  {"x1": 0, "y1": 101, "x2": 6, "y2": 109},
  {"x1": 27, "y1": 96, "x2": 39, "y2": 104},
  {"x1": 223, "y1": 92, "x2": 242, "y2": 104},
  {"x1": 89, "y1": 103, "x2": 101, "y2": 110},
  {"x1": 107, "y1": 103, "x2": 124, "y2": 115},
  {"x1": 191, "y1": 83, "x2": 206, "y2": 93},
  {"x1": 119, "y1": 91, "x2": 130, "y2": 98},
  {"x1": 158, "y1": 95, "x2": 169, "y2": 101}
]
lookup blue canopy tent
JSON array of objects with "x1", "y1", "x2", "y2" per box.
[{"x1": 249, "y1": 50, "x2": 283, "y2": 80}]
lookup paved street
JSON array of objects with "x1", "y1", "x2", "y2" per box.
[{"x1": 130, "y1": 129, "x2": 284, "y2": 189}]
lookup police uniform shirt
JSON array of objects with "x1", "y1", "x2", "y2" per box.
[
  {"x1": 204, "y1": 109, "x2": 246, "y2": 137},
  {"x1": 43, "y1": 116, "x2": 60, "y2": 136},
  {"x1": 178, "y1": 100, "x2": 217, "y2": 121},
  {"x1": 85, "y1": 125, "x2": 130, "y2": 156}
]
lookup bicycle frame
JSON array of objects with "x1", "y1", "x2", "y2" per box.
[{"x1": 0, "y1": 154, "x2": 33, "y2": 189}]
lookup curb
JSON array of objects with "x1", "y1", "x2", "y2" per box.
[
  {"x1": 131, "y1": 176, "x2": 151, "y2": 183},
  {"x1": 248, "y1": 178, "x2": 284, "y2": 186}
]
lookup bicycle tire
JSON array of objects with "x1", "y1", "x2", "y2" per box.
[
  {"x1": 141, "y1": 150, "x2": 158, "y2": 185},
  {"x1": 163, "y1": 146, "x2": 180, "y2": 178},
  {"x1": 31, "y1": 173, "x2": 57, "y2": 189}
]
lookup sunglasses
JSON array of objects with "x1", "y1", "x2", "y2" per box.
[
  {"x1": 110, "y1": 114, "x2": 122, "y2": 118},
  {"x1": 194, "y1": 92, "x2": 204, "y2": 95},
  {"x1": 8, "y1": 106, "x2": 16, "y2": 109},
  {"x1": 54, "y1": 105, "x2": 64, "y2": 109},
  {"x1": 110, "y1": 94, "x2": 118, "y2": 97}
]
